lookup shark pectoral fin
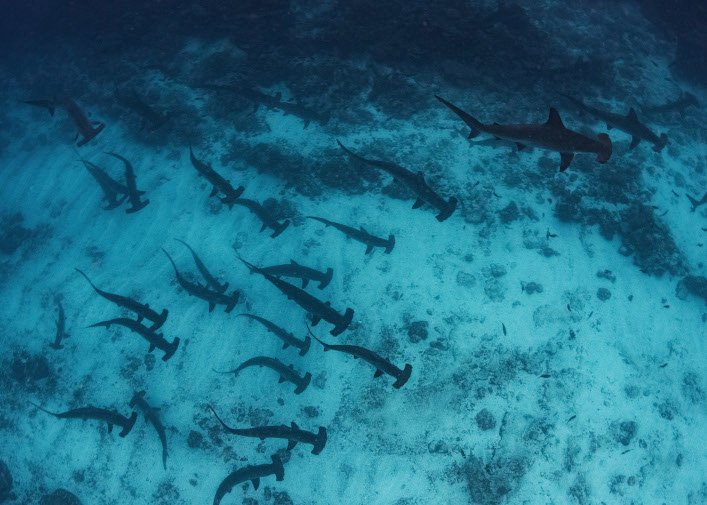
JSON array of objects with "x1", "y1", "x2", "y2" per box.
[
  {"x1": 107, "y1": 423, "x2": 114, "y2": 433},
  {"x1": 208, "y1": 302, "x2": 215, "y2": 312},
  {"x1": 301, "y1": 278, "x2": 309, "y2": 289},
  {"x1": 627, "y1": 108, "x2": 638, "y2": 120},
  {"x1": 467, "y1": 129, "x2": 480, "y2": 139},
  {"x1": 559, "y1": 153, "x2": 574, "y2": 172},
  {"x1": 286, "y1": 439, "x2": 297, "y2": 450},
  {"x1": 516, "y1": 143, "x2": 527, "y2": 151},
  {"x1": 282, "y1": 342, "x2": 289, "y2": 349},
  {"x1": 629, "y1": 136, "x2": 640, "y2": 150},
  {"x1": 210, "y1": 187, "x2": 219, "y2": 196},
  {"x1": 278, "y1": 376, "x2": 286, "y2": 383},
  {"x1": 149, "y1": 343, "x2": 155, "y2": 352},
  {"x1": 365, "y1": 244, "x2": 374, "y2": 254},
  {"x1": 310, "y1": 314, "x2": 321, "y2": 326},
  {"x1": 291, "y1": 421, "x2": 299, "y2": 430},
  {"x1": 412, "y1": 198, "x2": 424, "y2": 209},
  {"x1": 606, "y1": 123, "x2": 613, "y2": 130},
  {"x1": 373, "y1": 369, "x2": 384, "y2": 378},
  {"x1": 260, "y1": 223, "x2": 268, "y2": 232},
  {"x1": 252, "y1": 478, "x2": 260, "y2": 491},
  {"x1": 136, "y1": 314, "x2": 144, "y2": 323}
]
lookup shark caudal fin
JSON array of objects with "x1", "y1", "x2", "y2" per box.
[
  {"x1": 330, "y1": 308, "x2": 354, "y2": 336},
  {"x1": 162, "y1": 337, "x2": 180, "y2": 361},
  {"x1": 119, "y1": 411, "x2": 138, "y2": 437},
  {"x1": 596, "y1": 133, "x2": 612, "y2": 163},
  {"x1": 653, "y1": 133, "x2": 669, "y2": 152},
  {"x1": 319, "y1": 267, "x2": 334, "y2": 289},
  {"x1": 435, "y1": 95, "x2": 484, "y2": 138},
  {"x1": 436, "y1": 197, "x2": 458, "y2": 222},
  {"x1": 393, "y1": 363, "x2": 413, "y2": 389},
  {"x1": 384, "y1": 234, "x2": 395, "y2": 254}
]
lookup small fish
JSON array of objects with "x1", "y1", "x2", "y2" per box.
[
  {"x1": 659, "y1": 363, "x2": 668, "y2": 368},
  {"x1": 671, "y1": 190, "x2": 680, "y2": 197},
  {"x1": 460, "y1": 448, "x2": 466, "y2": 458},
  {"x1": 546, "y1": 229, "x2": 558, "y2": 239},
  {"x1": 567, "y1": 303, "x2": 572, "y2": 311},
  {"x1": 621, "y1": 449, "x2": 632, "y2": 455},
  {"x1": 539, "y1": 373, "x2": 551, "y2": 379},
  {"x1": 587, "y1": 311, "x2": 593, "y2": 319},
  {"x1": 569, "y1": 329, "x2": 576, "y2": 339},
  {"x1": 502, "y1": 323, "x2": 507, "y2": 336},
  {"x1": 567, "y1": 415, "x2": 576, "y2": 422}
]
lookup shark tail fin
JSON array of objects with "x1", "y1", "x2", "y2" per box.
[
  {"x1": 385, "y1": 234, "x2": 396, "y2": 254},
  {"x1": 393, "y1": 363, "x2": 413, "y2": 389},
  {"x1": 319, "y1": 267, "x2": 334, "y2": 289},
  {"x1": 312, "y1": 426, "x2": 328, "y2": 455},
  {"x1": 596, "y1": 133, "x2": 612, "y2": 163},
  {"x1": 126, "y1": 199, "x2": 150, "y2": 214},
  {"x1": 162, "y1": 337, "x2": 180, "y2": 361},
  {"x1": 119, "y1": 411, "x2": 138, "y2": 437},
  {"x1": 653, "y1": 133, "x2": 669, "y2": 152}
]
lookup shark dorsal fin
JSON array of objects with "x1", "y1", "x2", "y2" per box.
[
  {"x1": 546, "y1": 108, "x2": 564, "y2": 128},
  {"x1": 627, "y1": 108, "x2": 638, "y2": 120}
]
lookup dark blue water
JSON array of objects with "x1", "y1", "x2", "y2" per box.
[{"x1": 0, "y1": 1, "x2": 705, "y2": 504}]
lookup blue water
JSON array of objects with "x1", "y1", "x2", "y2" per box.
[{"x1": 0, "y1": 1, "x2": 705, "y2": 504}]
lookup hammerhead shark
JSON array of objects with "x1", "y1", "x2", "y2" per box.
[
  {"x1": 31, "y1": 403, "x2": 137, "y2": 437},
  {"x1": 89, "y1": 317, "x2": 180, "y2": 361},
  {"x1": 337, "y1": 140, "x2": 458, "y2": 222},
  {"x1": 236, "y1": 313, "x2": 311, "y2": 355},
  {"x1": 201, "y1": 83, "x2": 329, "y2": 128},
  {"x1": 174, "y1": 238, "x2": 229, "y2": 293},
  {"x1": 558, "y1": 92, "x2": 668, "y2": 152},
  {"x1": 435, "y1": 95, "x2": 612, "y2": 171},
  {"x1": 308, "y1": 326, "x2": 412, "y2": 389},
  {"x1": 307, "y1": 216, "x2": 395, "y2": 254},
  {"x1": 189, "y1": 147, "x2": 245, "y2": 206},
  {"x1": 162, "y1": 249, "x2": 240, "y2": 313},
  {"x1": 216, "y1": 356, "x2": 312, "y2": 394},
  {"x1": 49, "y1": 299, "x2": 69, "y2": 350},
  {"x1": 115, "y1": 89, "x2": 170, "y2": 131},
  {"x1": 232, "y1": 198, "x2": 290, "y2": 238},
  {"x1": 239, "y1": 258, "x2": 354, "y2": 336},
  {"x1": 24, "y1": 97, "x2": 105, "y2": 146},
  {"x1": 258, "y1": 260, "x2": 333, "y2": 289},
  {"x1": 209, "y1": 406, "x2": 327, "y2": 455},
  {"x1": 106, "y1": 152, "x2": 149, "y2": 213},
  {"x1": 213, "y1": 455, "x2": 284, "y2": 505},
  {"x1": 75, "y1": 268, "x2": 168, "y2": 329},
  {"x1": 643, "y1": 91, "x2": 700, "y2": 115},
  {"x1": 130, "y1": 391, "x2": 168, "y2": 469},
  {"x1": 81, "y1": 160, "x2": 129, "y2": 210}
]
